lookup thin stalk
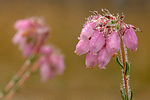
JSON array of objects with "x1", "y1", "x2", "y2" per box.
[
  {"x1": 1, "y1": 38, "x2": 45, "y2": 98},
  {"x1": 5, "y1": 61, "x2": 40, "y2": 100},
  {"x1": 120, "y1": 39, "x2": 129, "y2": 99}
]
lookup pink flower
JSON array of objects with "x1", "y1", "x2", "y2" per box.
[
  {"x1": 89, "y1": 30, "x2": 105, "y2": 54},
  {"x1": 75, "y1": 9, "x2": 139, "y2": 69},
  {"x1": 97, "y1": 47, "x2": 111, "y2": 69},
  {"x1": 14, "y1": 19, "x2": 32, "y2": 30},
  {"x1": 123, "y1": 28, "x2": 138, "y2": 51},
  {"x1": 39, "y1": 45, "x2": 65, "y2": 82},
  {"x1": 13, "y1": 17, "x2": 49, "y2": 58},
  {"x1": 50, "y1": 53, "x2": 65, "y2": 75},
  {"x1": 12, "y1": 31, "x2": 26, "y2": 50},
  {"x1": 80, "y1": 21, "x2": 97, "y2": 40},
  {"x1": 85, "y1": 52, "x2": 97, "y2": 68},
  {"x1": 23, "y1": 43, "x2": 34, "y2": 58},
  {"x1": 106, "y1": 31, "x2": 120, "y2": 56},
  {"x1": 40, "y1": 61, "x2": 51, "y2": 82},
  {"x1": 75, "y1": 39, "x2": 90, "y2": 56},
  {"x1": 40, "y1": 45, "x2": 52, "y2": 55}
]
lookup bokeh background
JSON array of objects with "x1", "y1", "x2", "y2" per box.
[{"x1": 0, "y1": 0, "x2": 149, "y2": 100}]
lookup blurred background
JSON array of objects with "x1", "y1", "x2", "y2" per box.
[{"x1": 0, "y1": 0, "x2": 149, "y2": 100}]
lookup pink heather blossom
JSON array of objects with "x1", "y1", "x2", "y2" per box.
[
  {"x1": 75, "y1": 39, "x2": 90, "y2": 56},
  {"x1": 80, "y1": 21, "x2": 97, "y2": 40},
  {"x1": 13, "y1": 17, "x2": 49, "y2": 58},
  {"x1": 14, "y1": 19, "x2": 32, "y2": 30},
  {"x1": 40, "y1": 61, "x2": 51, "y2": 82},
  {"x1": 40, "y1": 45, "x2": 52, "y2": 55},
  {"x1": 85, "y1": 52, "x2": 97, "y2": 68},
  {"x1": 106, "y1": 31, "x2": 120, "y2": 56},
  {"x1": 50, "y1": 53, "x2": 65, "y2": 75},
  {"x1": 89, "y1": 30, "x2": 105, "y2": 54},
  {"x1": 97, "y1": 47, "x2": 111, "y2": 69},
  {"x1": 12, "y1": 31, "x2": 26, "y2": 50},
  {"x1": 123, "y1": 28, "x2": 138, "y2": 51},
  {"x1": 75, "y1": 9, "x2": 139, "y2": 69},
  {"x1": 39, "y1": 45, "x2": 65, "y2": 82},
  {"x1": 23, "y1": 43, "x2": 34, "y2": 58}
]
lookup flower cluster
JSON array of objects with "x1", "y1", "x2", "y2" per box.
[
  {"x1": 75, "y1": 9, "x2": 138, "y2": 69},
  {"x1": 13, "y1": 17, "x2": 49, "y2": 57},
  {"x1": 39, "y1": 45, "x2": 65, "y2": 82},
  {"x1": 12, "y1": 17, "x2": 65, "y2": 81}
]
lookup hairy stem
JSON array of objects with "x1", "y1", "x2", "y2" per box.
[{"x1": 120, "y1": 39, "x2": 129, "y2": 99}]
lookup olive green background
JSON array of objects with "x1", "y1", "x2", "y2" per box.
[{"x1": 0, "y1": 0, "x2": 149, "y2": 100}]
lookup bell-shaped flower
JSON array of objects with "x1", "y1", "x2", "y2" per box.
[
  {"x1": 97, "y1": 47, "x2": 111, "y2": 69},
  {"x1": 39, "y1": 45, "x2": 65, "y2": 82},
  {"x1": 40, "y1": 61, "x2": 51, "y2": 82},
  {"x1": 85, "y1": 52, "x2": 97, "y2": 68},
  {"x1": 75, "y1": 39, "x2": 89, "y2": 56},
  {"x1": 14, "y1": 19, "x2": 32, "y2": 30},
  {"x1": 12, "y1": 31, "x2": 26, "y2": 50},
  {"x1": 89, "y1": 30, "x2": 105, "y2": 54},
  {"x1": 123, "y1": 28, "x2": 138, "y2": 51},
  {"x1": 80, "y1": 21, "x2": 97, "y2": 40},
  {"x1": 50, "y1": 53, "x2": 65, "y2": 75},
  {"x1": 40, "y1": 45, "x2": 52, "y2": 55},
  {"x1": 106, "y1": 31, "x2": 120, "y2": 56}
]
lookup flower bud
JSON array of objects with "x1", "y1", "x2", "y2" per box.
[
  {"x1": 40, "y1": 45, "x2": 52, "y2": 55},
  {"x1": 97, "y1": 47, "x2": 111, "y2": 69},
  {"x1": 75, "y1": 39, "x2": 89, "y2": 56},
  {"x1": 80, "y1": 21, "x2": 97, "y2": 40},
  {"x1": 14, "y1": 19, "x2": 32, "y2": 30},
  {"x1": 50, "y1": 54, "x2": 65, "y2": 75},
  {"x1": 89, "y1": 30, "x2": 105, "y2": 54},
  {"x1": 123, "y1": 28, "x2": 138, "y2": 51},
  {"x1": 106, "y1": 31, "x2": 120, "y2": 56},
  {"x1": 12, "y1": 31, "x2": 26, "y2": 50},
  {"x1": 40, "y1": 62, "x2": 51, "y2": 82},
  {"x1": 85, "y1": 52, "x2": 97, "y2": 68}
]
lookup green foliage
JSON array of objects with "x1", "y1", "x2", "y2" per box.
[
  {"x1": 130, "y1": 90, "x2": 133, "y2": 100},
  {"x1": 120, "y1": 90, "x2": 125, "y2": 100},
  {"x1": 116, "y1": 57, "x2": 124, "y2": 69},
  {"x1": 125, "y1": 62, "x2": 130, "y2": 76},
  {"x1": 29, "y1": 55, "x2": 35, "y2": 62},
  {"x1": 125, "y1": 95, "x2": 129, "y2": 100}
]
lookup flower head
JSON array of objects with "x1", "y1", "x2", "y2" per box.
[
  {"x1": 39, "y1": 45, "x2": 65, "y2": 82},
  {"x1": 75, "y1": 9, "x2": 139, "y2": 69},
  {"x1": 13, "y1": 17, "x2": 49, "y2": 58}
]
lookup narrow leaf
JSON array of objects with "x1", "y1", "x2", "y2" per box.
[
  {"x1": 130, "y1": 90, "x2": 133, "y2": 100},
  {"x1": 120, "y1": 90, "x2": 125, "y2": 100},
  {"x1": 116, "y1": 57, "x2": 124, "y2": 69},
  {"x1": 125, "y1": 62, "x2": 130, "y2": 76},
  {"x1": 125, "y1": 95, "x2": 129, "y2": 100}
]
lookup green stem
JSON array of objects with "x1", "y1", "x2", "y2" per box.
[
  {"x1": 5, "y1": 61, "x2": 40, "y2": 100},
  {"x1": 0, "y1": 38, "x2": 44, "y2": 99}
]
